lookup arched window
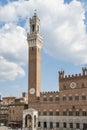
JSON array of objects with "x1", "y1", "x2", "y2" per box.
[
  {"x1": 75, "y1": 95, "x2": 79, "y2": 100},
  {"x1": 63, "y1": 95, "x2": 66, "y2": 101},
  {"x1": 76, "y1": 123, "x2": 80, "y2": 129},
  {"x1": 76, "y1": 109, "x2": 79, "y2": 116},
  {"x1": 82, "y1": 94, "x2": 86, "y2": 100},
  {"x1": 69, "y1": 123, "x2": 73, "y2": 128},
  {"x1": 56, "y1": 109, "x2": 59, "y2": 116},
  {"x1": 38, "y1": 122, "x2": 41, "y2": 127},
  {"x1": 63, "y1": 109, "x2": 67, "y2": 116},
  {"x1": 63, "y1": 122, "x2": 67, "y2": 128},
  {"x1": 49, "y1": 95, "x2": 53, "y2": 101},
  {"x1": 43, "y1": 96, "x2": 47, "y2": 101},
  {"x1": 43, "y1": 110, "x2": 47, "y2": 116},
  {"x1": 49, "y1": 109, "x2": 53, "y2": 116},
  {"x1": 69, "y1": 110, "x2": 73, "y2": 116},
  {"x1": 43, "y1": 122, "x2": 47, "y2": 129},
  {"x1": 32, "y1": 24, "x2": 35, "y2": 32},
  {"x1": 50, "y1": 122, "x2": 53, "y2": 129},
  {"x1": 68, "y1": 95, "x2": 73, "y2": 101},
  {"x1": 56, "y1": 122, "x2": 59, "y2": 128},
  {"x1": 82, "y1": 109, "x2": 87, "y2": 116},
  {"x1": 55, "y1": 95, "x2": 60, "y2": 101}
]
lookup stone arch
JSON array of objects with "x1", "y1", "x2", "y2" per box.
[
  {"x1": 25, "y1": 114, "x2": 32, "y2": 128},
  {"x1": 23, "y1": 108, "x2": 38, "y2": 130}
]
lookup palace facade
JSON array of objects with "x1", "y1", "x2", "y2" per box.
[{"x1": 24, "y1": 13, "x2": 87, "y2": 130}]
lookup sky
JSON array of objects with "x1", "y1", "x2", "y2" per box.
[{"x1": 0, "y1": 0, "x2": 87, "y2": 98}]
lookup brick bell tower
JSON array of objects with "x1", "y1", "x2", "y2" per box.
[{"x1": 27, "y1": 13, "x2": 43, "y2": 107}]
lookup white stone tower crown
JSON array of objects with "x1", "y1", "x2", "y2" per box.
[{"x1": 27, "y1": 13, "x2": 43, "y2": 48}]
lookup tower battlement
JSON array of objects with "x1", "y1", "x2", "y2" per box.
[{"x1": 59, "y1": 67, "x2": 87, "y2": 80}]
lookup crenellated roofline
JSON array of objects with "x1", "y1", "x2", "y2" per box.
[{"x1": 59, "y1": 67, "x2": 87, "y2": 80}]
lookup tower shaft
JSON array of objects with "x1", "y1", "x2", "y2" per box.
[{"x1": 27, "y1": 14, "x2": 43, "y2": 106}]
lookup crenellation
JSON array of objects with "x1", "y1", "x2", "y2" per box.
[
  {"x1": 65, "y1": 75, "x2": 67, "y2": 78},
  {"x1": 41, "y1": 91, "x2": 58, "y2": 95},
  {"x1": 72, "y1": 74, "x2": 74, "y2": 77},
  {"x1": 79, "y1": 73, "x2": 81, "y2": 76},
  {"x1": 59, "y1": 70, "x2": 65, "y2": 79},
  {"x1": 75, "y1": 74, "x2": 78, "y2": 77},
  {"x1": 59, "y1": 68, "x2": 87, "y2": 81},
  {"x1": 82, "y1": 67, "x2": 87, "y2": 76},
  {"x1": 68, "y1": 75, "x2": 70, "y2": 78}
]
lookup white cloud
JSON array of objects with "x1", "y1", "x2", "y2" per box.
[
  {"x1": 0, "y1": 23, "x2": 27, "y2": 65},
  {"x1": 0, "y1": 0, "x2": 29, "y2": 22},
  {"x1": 0, "y1": 3, "x2": 17, "y2": 22},
  {"x1": 0, "y1": 22, "x2": 27, "y2": 81},
  {"x1": 0, "y1": 0, "x2": 87, "y2": 81},
  {"x1": 39, "y1": 0, "x2": 87, "y2": 64},
  {"x1": 0, "y1": 56, "x2": 25, "y2": 81}
]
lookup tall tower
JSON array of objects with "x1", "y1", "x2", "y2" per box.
[{"x1": 27, "y1": 13, "x2": 43, "y2": 106}]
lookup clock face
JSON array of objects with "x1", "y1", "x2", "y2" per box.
[
  {"x1": 30, "y1": 88, "x2": 35, "y2": 94},
  {"x1": 70, "y1": 82, "x2": 76, "y2": 89}
]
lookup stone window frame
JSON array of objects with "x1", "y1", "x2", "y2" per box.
[
  {"x1": 49, "y1": 109, "x2": 53, "y2": 116},
  {"x1": 76, "y1": 111, "x2": 79, "y2": 116},
  {"x1": 50, "y1": 122, "x2": 53, "y2": 129},
  {"x1": 68, "y1": 95, "x2": 73, "y2": 101},
  {"x1": 32, "y1": 24, "x2": 35, "y2": 32},
  {"x1": 69, "y1": 123, "x2": 73, "y2": 128},
  {"x1": 62, "y1": 95, "x2": 66, "y2": 101},
  {"x1": 49, "y1": 95, "x2": 53, "y2": 101},
  {"x1": 43, "y1": 111, "x2": 47, "y2": 116},
  {"x1": 56, "y1": 109, "x2": 59, "y2": 116},
  {"x1": 63, "y1": 109, "x2": 67, "y2": 116},
  {"x1": 75, "y1": 95, "x2": 79, "y2": 101},
  {"x1": 82, "y1": 95, "x2": 86, "y2": 100},
  {"x1": 55, "y1": 95, "x2": 60, "y2": 101},
  {"x1": 38, "y1": 122, "x2": 41, "y2": 127},
  {"x1": 76, "y1": 123, "x2": 80, "y2": 129},
  {"x1": 56, "y1": 122, "x2": 59, "y2": 128},
  {"x1": 82, "y1": 110, "x2": 87, "y2": 116},
  {"x1": 43, "y1": 96, "x2": 47, "y2": 101},
  {"x1": 63, "y1": 122, "x2": 67, "y2": 128},
  {"x1": 69, "y1": 111, "x2": 73, "y2": 116}
]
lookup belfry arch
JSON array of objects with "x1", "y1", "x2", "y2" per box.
[{"x1": 23, "y1": 108, "x2": 38, "y2": 130}]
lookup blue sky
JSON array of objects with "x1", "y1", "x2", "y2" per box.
[{"x1": 0, "y1": 0, "x2": 87, "y2": 98}]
